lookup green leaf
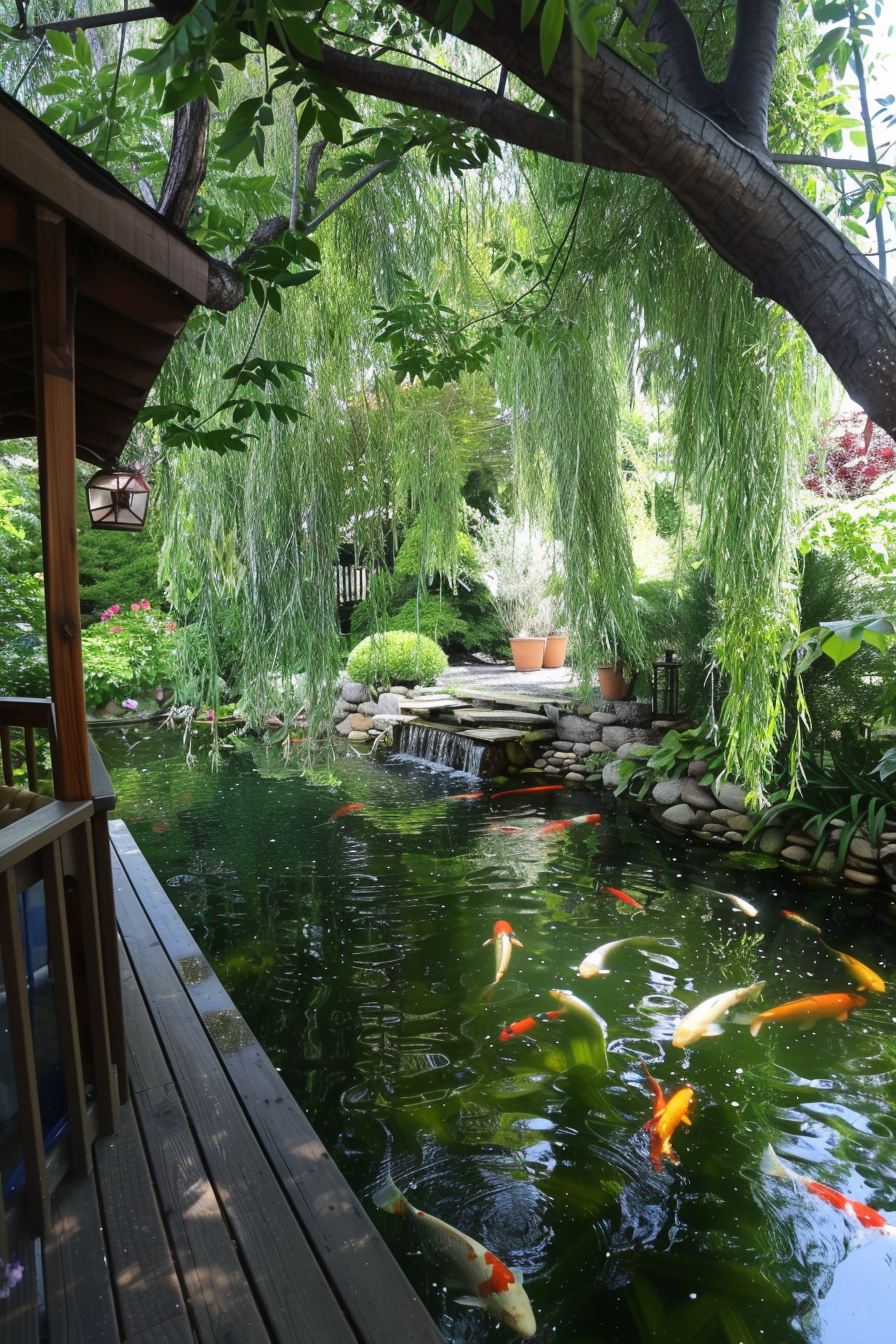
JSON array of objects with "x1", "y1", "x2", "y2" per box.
[
  {"x1": 45, "y1": 29, "x2": 74, "y2": 57},
  {"x1": 281, "y1": 15, "x2": 322, "y2": 58},
  {"x1": 521, "y1": 0, "x2": 540, "y2": 31},
  {"x1": 452, "y1": 0, "x2": 474, "y2": 31},
  {"x1": 540, "y1": 0, "x2": 564, "y2": 72}
]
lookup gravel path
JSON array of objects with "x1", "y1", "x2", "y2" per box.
[{"x1": 435, "y1": 661, "x2": 579, "y2": 700}]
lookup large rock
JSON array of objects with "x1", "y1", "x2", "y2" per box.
[
  {"x1": 843, "y1": 867, "x2": 880, "y2": 887},
  {"x1": 334, "y1": 717, "x2": 354, "y2": 736},
  {"x1": 715, "y1": 781, "x2": 749, "y2": 813},
  {"x1": 341, "y1": 681, "x2": 370, "y2": 704},
  {"x1": 376, "y1": 692, "x2": 402, "y2": 716},
  {"x1": 349, "y1": 713, "x2": 374, "y2": 731},
  {"x1": 602, "y1": 726, "x2": 633, "y2": 749},
  {"x1": 687, "y1": 759, "x2": 710, "y2": 779},
  {"x1": 347, "y1": 730, "x2": 369, "y2": 742},
  {"x1": 552, "y1": 739, "x2": 574, "y2": 751},
  {"x1": 589, "y1": 740, "x2": 612, "y2": 754},
  {"x1": 602, "y1": 760, "x2": 624, "y2": 787},
  {"x1": 357, "y1": 700, "x2": 379, "y2": 717},
  {"x1": 681, "y1": 779, "x2": 718, "y2": 811},
  {"x1": 576, "y1": 703, "x2": 597, "y2": 716},
  {"x1": 757, "y1": 827, "x2": 787, "y2": 856},
  {"x1": 849, "y1": 835, "x2": 878, "y2": 862},
  {"x1": 589, "y1": 712, "x2": 618, "y2": 726},
  {"x1": 557, "y1": 715, "x2": 596, "y2": 743},
  {"x1": 332, "y1": 700, "x2": 352, "y2": 721},
  {"x1": 372, "y1": 714, "x2": 402, "y2": 730},
  {"x1": 652, "y1": 779, "x2": 684, "y2": 806},
  {"x1": 573, "y1": 742, "x2": 591, "y2": 756},
  {"x1": 782, "y1": 845, "x2": 811, "y2": 864},
  {"x1": 615, "y1": 741, "x2": 636, "y2": 759},
  {"x1": 662, "y1": 803, "x2": 697, "y2": 826}
]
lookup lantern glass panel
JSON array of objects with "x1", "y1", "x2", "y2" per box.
[{"x1": 85, "y1": 470, "x2": 149, "y2": 531}]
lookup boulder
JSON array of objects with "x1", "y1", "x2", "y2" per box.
[
  {"x1": 781, "y1": 845, "x2": 811, "y2": 864},
  {"x1": 681, "y1": 779, "x2": 718, "y2": 811},
  {"x1": 372, "y1": 714, "x2": 402, "y2": 730},
  {"x1": 589, "y1": 711, "x2": 619, "y2": 726},
  {"x1": 757, "y1": 827, "x2": 787, "y2": 856},
  {"x1": 573, "y1": 742, "x2": 591, "y2": 756},
  {"x1": 615, "y1": 741, "x2": 636, "y2": 759},
  {"x1": 332, "y1": 700, "x2": 352, "y2": 720},
  {"x1": 557, "y1": 715, "x2": 596, "y2": 743},
  {"x1": 815, "y1": 850, "x2": 838, "y2": 874},
  {"x1": 614, "y1": 701, "x2": 653, "y2": 727},
  {"x1": 341, "y1": 681, "x2": 370, "y2": 704},
  {"x1": 357, "y1": 700, "x2": 379, "y2": 717},
  {"x1": 334, "y1": 717, "x2": 354, "y2": 737},
  {"x1": 631, "y1": 728, "x2": 665, "y2": 745},
  {"x1": 376, "y1": 692, "x2": 402, "y2": 716},
  {"x1": 662, "y1": 803, "x2": 697, "y2": 826},
  {"x1": 347, "y1": 730, "x2": 369, "y2": 742},
  {"x1": 849, "y1": 835, "x2": 878, "y2": 862},
  {"x1": 687, "y1": 759, "x2": 709, "y2": 779},
  {"x1": 602, "y1": 726, "x2": 633, "y2": 749},
  {"x1": 388, "y1": 685, "x2": 410, "y2": 695},
  {"x1": 602, "y1": 760, "x2": 624, "y2": 787},
  {"x1": 843, "y1": 867, "x2": 879, "y2": 887},
  {"x1": 715, "y1": 781, "x2": 749, "y2": 813},
  {"x1": 652, "y1": 779, "x2": 684, "y2": 806},
  {"x1": 349, "y1": 713, "x2": 374, "y2": 731},
  {"x1": 589, "y1": 740, "x2": 612, "y2": 754}
]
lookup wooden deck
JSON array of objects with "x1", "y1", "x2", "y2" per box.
[{"x1": 3, "y1": 819, "x2": 445, "y2": 1344}]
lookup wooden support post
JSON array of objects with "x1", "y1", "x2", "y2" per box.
[
  {"x1": 0, "y1": 871, "x2": 49, "y2": 1234},
  {"x1": 0, "y1": 723, "x2": 11, "y2": 787},
  {"x1": 33, "y1": 206, "x2": 91, "y2": 804},
  {"x1": 91, "y1": 811, "x2": 129, "y2": 1106},
  {"x1": 42, "y1": 838, "x2": 92, "y2": 1177},
  {"x1": 71, "y1": 821, "x2": 119, "y2": 1136}
]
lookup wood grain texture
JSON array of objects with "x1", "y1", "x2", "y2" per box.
[
  {"x1": 0, "y1": 1234, "x2": 39, "y2": 1344},
  {"x1": 43, "y1": 1171, "x2": 118, "y2": 1344}
]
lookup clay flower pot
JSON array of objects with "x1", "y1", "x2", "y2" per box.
[
  {"x1": 597, "y1": 663, "x2": 637, "y2": 701},
  {"x1": 542, "y1": 635, "x2": 568, "y2": 668},
  {"x1": 509, "y1": 637, "x2": 546, "y2": 671}
]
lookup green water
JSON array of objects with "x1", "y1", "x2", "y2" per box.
[{"x1": 96, "y1": 727, "x2": 896, "y2": 1344}]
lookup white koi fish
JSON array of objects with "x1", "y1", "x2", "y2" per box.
[
  {"x1": 484, "y1": 920, "x2": 523, "y2": 983},
  {"x1": 578, "y1": 936, "x2": 677, "y2": 978},
  {"x1": 373, "y1": 1176, "x2": 537, "y2": 1336},
  {"x1": 549, "y1": 988, "x2": 608, "y2": 1035},
  {"x1": 672, "y1": 981, "x2": 766, "y2": 1047},
  {"x1": 719, "y1": 893, "x2": 758, "y2": 918}
]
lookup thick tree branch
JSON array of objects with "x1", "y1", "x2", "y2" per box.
[
  {"x1": 772, "y1": 153, "x2": 896, "y2": 174},
  {"x1": 723, "y1": 0, "x2": 782, "y2": 149},
  {"x1": 637, "y1": 0, "x2": 714, "y2": 109},
  {"x1": 158, "y1": 94, "x2": 210, "y2": 230},
  {"x1": 30, "y1": 6, "x2": 159, "y2": 33}
]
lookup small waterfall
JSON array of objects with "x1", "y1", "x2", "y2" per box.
[{"x1": 394, "y1": 722, "x2": 487, "y2": 776}]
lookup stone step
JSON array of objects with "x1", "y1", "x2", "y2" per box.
[{"x1": 450, "y1": 709, "x2": 551, "y2": 727}]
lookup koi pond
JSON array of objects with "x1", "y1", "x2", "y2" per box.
[{"x1": 95, "y1": 726, "x2": 896, "y2": 1344}]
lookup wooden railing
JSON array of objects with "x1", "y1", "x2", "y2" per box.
[{"x1": 0, "y1": 699, "x2": 123, "y2": 1251}]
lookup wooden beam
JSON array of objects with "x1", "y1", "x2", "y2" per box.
[
  {"x1": 78, "y1": 244, "x2": 194, "y2": 337},
  {"x1": 75, "y1": 296, "x2": 172, "y2": 368},
  {"x1": 33, "y1": 206, "x2": 91, "y2": 802}
]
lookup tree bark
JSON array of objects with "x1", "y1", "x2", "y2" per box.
[{"x1": 158, "y1": 95, "x2": 210, "y2": 230}]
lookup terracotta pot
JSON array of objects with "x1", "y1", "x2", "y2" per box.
[
  {"x1": 542, "y1": 635, "x2": 568, "y2": 668},
  {"x1": 509, "y1": 637, "x2": 546, "y2": 671},
  {"x1": 597, "y1": 663, "x2": 637, "y2": 701}
]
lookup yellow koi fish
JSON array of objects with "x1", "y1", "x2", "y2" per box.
[
  {"x1": 374, "y1": 1176, "x2": 536, "y2": 1336},
  {"x1": 672, "y1": 981, "x2": 766, "y2": 1048},
  {"x1": 782, "y1": 910, "x2": 885, "y2": 993},
  {"x1": 641, "y1": 1064, "x2": 694, "y2": 1171}
]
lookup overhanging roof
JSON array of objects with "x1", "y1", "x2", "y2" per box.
[{"x1": 0, "y1": 88, "x2": 210, "y2": 467}]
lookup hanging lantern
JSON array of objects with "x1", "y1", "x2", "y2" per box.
[
  {"x1": 85, "y1": 467, "x2": 149, "y2": 531},
  {"x1": 652, "y1": 649, "x2": 681, "y2": 718}
]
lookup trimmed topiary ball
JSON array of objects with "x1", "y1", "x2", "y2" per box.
[{"x1": 346, "y1": 632, "x2": 447, "y2": 687}]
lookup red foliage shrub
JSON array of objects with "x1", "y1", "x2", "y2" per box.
[{"x1": 804, "y1": 413, "x2": 896, "y2": 498}]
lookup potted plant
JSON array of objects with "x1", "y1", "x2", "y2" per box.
[{"x1": 474, "y1": 508, "x2": 560, "y2": 671}]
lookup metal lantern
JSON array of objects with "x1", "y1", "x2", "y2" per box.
[
  {"x1": 85, "y1": 467, "x2": 149, "y2": 531},
  {"x1": 652, "y1": 649, "x2": 681, "y2": 718}
]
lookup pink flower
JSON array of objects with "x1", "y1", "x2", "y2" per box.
[
  {"x1": 110, "y1": 626, "x2": 122, "y2": 633},
  {"x1": 165, "y1": 621, "x2": 176, "y2": 632},
  {"x1": 100, "y1": 612, "x2": 109, "y2": 622},
  {"x1": 131, "y1": 603, "x2": 141, "y2": 611},
  {"x1": 122, "y1": 698, "x2": 139, "y2": 711},
  {"x1": 110, "y1": 605, "x2": 120, "y2": 614},
  {"x1": 141, "y1": 599, "x2": 151, "y2": 610}
]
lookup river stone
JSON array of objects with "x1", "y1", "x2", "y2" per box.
[
  {"x1": 687, "y1": 760, "x2": 710, "y2": 779},
  {"x1": 388, "y1": 685, "x2": 409, "y2": 695},
  {"x1": 782, "y1": 845, "x2": 811, "y2": 863},
  {"x1": 785, "y1": 830, "x2": 816, "y2": 848},
  {"x1": 347, "y1": 730, "x2": 369, "y2": 742},
  {"x1": 544, "y1": 765, "x2": 561, "y2": 775},
  {"x1": 602, "y1": 760, "x2": 624, "y2": 787},
  {"x1": 603, "y1": 726, "x2": 633, "y2": 749},
  {"x1": 572, "y1": 742, "x2": 591, "y2": 756},
  {"x1": 558, "y1": 715, "x2": 596, "y2": 743},
  {"x1": 849, "y1": 835, "x2": 878, "y2": 861},
  {"x1": 843, "y1": 867, "x2": 880, "y2": 887},
  {"x1": 341, "y1": 681, "x2": 370, "y2": 704},
  {"x1": 332, "y1": 700, "x2": 353, "y2": 720},
  {"x1": 717, "y1": 812, "x2": 752, "y2": 834},
  {"x1": 589, "y1": 740, "x2": 611, "y2": 754},
  {"x1": 757, "y1": 827, "x2": 787, "y2": 856},
  {"x1": 576, "y1": 703, "x2": 597, "y2": 716},
  {"x1": 650, "y1": 779, "x2": 683, "y2": 806},
  {"x1": 334, "y1": 717, "x2": 354, "y2": 736},
  {"x1": 815, "y1": 850, "x2": 839, "y2": 874},
  {"x1": 881, "y1": 832, "x2": 896, "y2": 844},
  {"x1": 715, "y1": 781, "x2": 749, "y2": 813},
  {"x1": 692, "y1": 809, "x2": 715, "y2": 827},
  {"x1": 681, "y1": 779, "x2": 718, "y2": 811},
  {"x1": 375, "y1": 692, "x2": 402, "y2": 716},
  {"x1": 372, "y1": 714, "x2": 402, "y2": 730},
  {"x1": 533, "y1": 758, "x2": 548, "y2": 769},
  {"x1": 565, "y1": 771, "x2": 586, "y2": 783},
  {"x1": 357, "y1": 700, "x2": 379, "y2": 717},
  {"x1": 703, "y1": 823, "x2": 728, "y2": 835},
  {"x1": 663, "y1": 803, "x2": 696, "y2": 826},
  {"x1": 589, "y1": 712, "x2": 618, "y2": 726},
  {"x1": 349, "y1": 713, "x2": 374, "y2": 731},
  {"x1": 552, "y1": 739, "x2": 574, "y2": 751},
  {"x1": 724, "y1": 831, "x2": 745, "y2": 844},
  {"x1": 615, "y1": 742, "x2": 636, "y2": 759}
]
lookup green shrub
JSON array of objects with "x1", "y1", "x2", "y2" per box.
[
  {"x1": 346, "y1": 631, "x2": 447, "y2": 688},
  {"x1": 80, "y1": 601, "x2": 176, "y2": 708}
]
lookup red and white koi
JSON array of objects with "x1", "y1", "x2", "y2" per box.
[
  {"x1": 499, "y1": 1010, "x2": 565, "y2": 1042},
  {"x1": 538, "y1": 813, "x2": 601, "y2": 835},
  {"x1": 373, "y1": 1176, "x2": 537, "y2": 1336},
  {"x1": 484, "y1": 920, "x2": 523, "y2": 982},
  {"x1": 760, "y1": 1145, "x2": 896, "y2": 1235},
  {"x1": 641, "y1": 1063, "x2": 694, "y2": 1171}
]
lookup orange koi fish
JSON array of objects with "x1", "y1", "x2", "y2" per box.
[
  {"x1": 603, "y1": 886, "x2": 645, "y2": 911},
  {"x1": 499, "y1": 1010, "x2": 565, "y2": 1042},
  {"x1": 487, "y1": 824, "x2": 525, "y2": 833},
  {"x1": 761, "y1": 1145, "x2": 896, "y2": 1235},
  {"x1": 641, "y1": 1063, "x2": 694, "y2": 1171},
  {"x1": 374, "y1": 1176, "x2": 537, "y2": 1335},
  {"x1": 328, "y1": 803, "x2": 365, "y2": 820},
  {"x1": 490, "y1": 785, "x2": 565, "y2": 800},
  {"x1": 749, "y1": 992, "x2": 866, "y2": 1036},
  {"x1": 484, "y1": 920, "x2": 523, "y2": 981},
  {"x1": 448, "y1": 792, "x2": 485, "y2": 800},
  {"x1": 782, "y1": 911, "x2": 885, "y2": 993},
  {"x1": 538, "y1": 813, "x2": 601, "y2": 835}
]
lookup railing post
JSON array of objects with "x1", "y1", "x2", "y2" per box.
[
  {"x1": 0, "y1": 871, "x2": 49, "y2": 1234},
  {"x1": 70, "y1": 821, "x2": 119, "y2": 1136},
  {"x1": 90, "y1": 811, "x2": 128, "y2": 1106}
]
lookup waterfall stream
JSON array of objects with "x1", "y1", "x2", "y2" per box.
[{"x1": 393, "y1": 722, "x2": 486, "y2": 775}]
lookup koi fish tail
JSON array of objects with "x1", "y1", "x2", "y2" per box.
[
  {"x1": 759, "y1": 1144, "x2": 794, "y2": 1181},
  {"x1": 643, "y1": 1122, "x2": 668, "y2": 1173},
  {"x1": 748, "y1": 1017, "x2": 764, "y2": 1037},
  {"x1": 373, "y1": 1175, "x2": 411, "y2": 1216}
]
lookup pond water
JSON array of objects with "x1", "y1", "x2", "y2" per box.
[{"x1": 96, "y1": 726, "x2": 896, "y2": 1344}]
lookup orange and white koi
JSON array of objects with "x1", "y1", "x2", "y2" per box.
[
  {"x1": 328, "y1": 803, "x2": 365, "y2": 820},
  {"x1": 579, "y1": 936, "x2": 675, "y2": 978},
  {"x1": 538, "y1": 813, "x2": 601, "y2": 835},
  {"x1": 641, "y1": 1063, "x2": 694, "y2": 1171},
  {"x1": 491, "y1": 785, "x2": 565, "y2": 800},
  {"x1": 760, "y1": 1145, "x2": 896, "y2": 1235},
  {"x1": 448, "y1": 792, "x2": 485, "y2": 801},
  {"x1": 749, "y1": 991, "x2": 866, "y2": 1036},
  {"x1": 484, "y1": 920, "x2": 523, "y2": 981},
  {"x1": 672, "y1": 981, "x2": 766, "y2": 1047},
  {"x1": 374, "y1": 1175, "x2": 537, "y2": 1335},
  {"x1": 782, "y1": 910, "x2": 885, "y2": 993},
  {"x1": 602, "y1": 885, "x2": 645, "y2": 911},
  {"x1": 499, "y1": 1010, "x2": 565, "y2": 1042}
]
